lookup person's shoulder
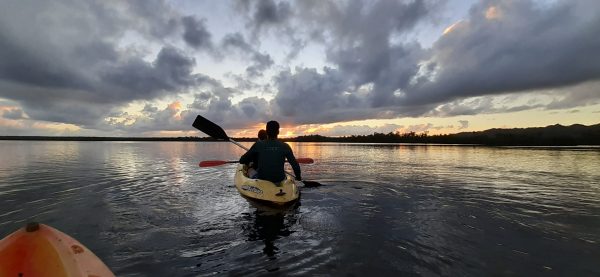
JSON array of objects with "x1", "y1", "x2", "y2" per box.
[
  {"x1": 278, "y1": 140, "x2": 292, "y2": 150},
  {"x1": 251, "y1": 140, "x2": 264, "y2": 148}
]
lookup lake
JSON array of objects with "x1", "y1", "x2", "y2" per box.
[{"x1": 1, "y1": 141, "x2": 599, "y2": 276}]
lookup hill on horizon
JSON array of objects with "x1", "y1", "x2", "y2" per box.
[
  {"x1": 1, "y1": 123, "x2": 599, "y2": 146},
  {"x1": 292, "y1": 123, "x2": 600, "y2": 146}
]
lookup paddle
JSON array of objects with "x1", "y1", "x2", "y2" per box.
[
  {"x1": 199, "y1": 160, "x2": 238, "y2": 167},
  {"x1": 200, "y1": 158, "x2": 314, "y2": 168},
  {"x1": 192, "y1": 115, "x2": 321, "y2": 187}
]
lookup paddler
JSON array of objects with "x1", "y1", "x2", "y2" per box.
[
  {"x1": 247, "y1": 129, "x2": 268, "y2": 178},
  {"x1": 240, "y1": 121, "x2": 302, "y2": 184}
]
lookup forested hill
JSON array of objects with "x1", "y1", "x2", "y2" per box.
[
  {"x1": 1, "y1": 123, "x2": 599, "y2": 146},
  {"x1": 290, "y1": 123, "x2": 600, "y2": 146}
]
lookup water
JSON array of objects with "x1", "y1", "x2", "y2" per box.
[{"x1": 1, "y1": 141, "x2": 599, "y2": 276}]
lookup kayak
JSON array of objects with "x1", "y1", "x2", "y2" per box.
[
  {"x1": 234, "y1": 164, "x2": 300, "y2": 206},
  {"x1": 0, "y1": 222, "x2": 114, "y2": 277}
]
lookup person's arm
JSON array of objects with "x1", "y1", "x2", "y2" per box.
[
  {"x1": 284, "y1": 144, "x2": 302, "y2": 181},
  {"x1": 239, "y1": 143, "x2": 257, "y2": 164}
]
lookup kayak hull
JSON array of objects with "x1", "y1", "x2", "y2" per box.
[
  {"x1": 0, "y1": 223, "x2": 114, "y2": 277},
  {"x1": 234, "y1": 164, "x2": 300, "y2": 206}
]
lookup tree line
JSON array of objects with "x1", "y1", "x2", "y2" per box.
[{"x1": 1, "y1": 123, "x2": 599, "y2": 146}]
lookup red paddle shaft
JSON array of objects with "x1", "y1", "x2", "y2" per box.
[{"x1": 199, "y1": 157, "x2": 314, "y2": 167}]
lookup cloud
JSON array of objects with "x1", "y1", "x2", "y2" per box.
[
  {"x1": 273, "y1": 67, "x2": 369, "y2": 124},
  {"x1": 294, "y1": 0, "x2": 431, "y2": 106},
  {"x1": 264, "y1": 0, "x2": 600, "y2": 124},
  {"x1": 427, "y1": 79, "x2": 600, "y2": 117},
  {"x1": 240, "y1": 0, "x2": 292, "y2": 34},
  {"x1": 458, "y1": 120, "x2": 469, "y2": 130},
  {"x1": 100, "y1": 46, "x2": 208, "y2": 101},
  {"x1": 0, "y1": 46, "x2": 211, "y2": 127},
  {"x1": 0, "y1": 1, "x2": 215, "y2": 128},
  {"x1": 404, "y1": 0, "x2": 600, "y2": 106},
  {"x1": 122, "y1": 0, "x2": 180, "y2": 39},
  {"x1": 2, "y1": 107, "x2": 26, "y2": 120},
  {"x1": 545, "y1": 81, "x2": 600, "y2": 110},
  {"x1": 182, "y1": 16, "x2": 214, "y2": 50},
  {"x1": 429, "y1": 97, "x2": 496, "y2": 117},
  {"x1": 108, "y1": 101, "x2": 186, "y2": 133},
  {"x1": 237, "y1": 0, "x2": 437, "y2": 123},
  {"x1": 222, "y1": 33, "x2": 274, "y2": 77}
]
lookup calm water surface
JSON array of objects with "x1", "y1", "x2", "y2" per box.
[{"x1": 1, "y1": 141, "x2": 599, "y2": 276}]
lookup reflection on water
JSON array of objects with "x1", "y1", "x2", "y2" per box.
[
  {"x1": 242, "y1": 202, "x2": 299, "y2": 259},
  {"x1": 0, "y1": 141, "x2": 599, "y2": 276}
]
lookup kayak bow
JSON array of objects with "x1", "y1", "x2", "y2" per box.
[{"x1": 0, "y1": 222, "x2": 114, "y2": 277}]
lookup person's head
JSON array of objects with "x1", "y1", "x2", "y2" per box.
[
  {"x1": 266, "y1": 121, "x2": 279, "y2": 139},
  {"x1": 257, "y1": 129, "x2": 267, "y2": 140}
]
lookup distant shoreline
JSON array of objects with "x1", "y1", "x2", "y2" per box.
[
  {"x1": 0, "y1": 136, "x2": 223, "y2": 142},
  {"x1": 1, "y1": 123, "x2": 599, "y2": 146}
]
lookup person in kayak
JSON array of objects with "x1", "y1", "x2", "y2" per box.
[
  {"x1": 240, "y1": 121, "x2": 302, "y2": 184},
  {"x1": 247, "y1": 129, "x2": 268, "y2": 178},
  {"x1": 257, "y1": 129, "x2": 267, "y2": 140}
]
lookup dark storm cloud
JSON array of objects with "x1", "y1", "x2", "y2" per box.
[
  {"x1": 295, "y1": 0, "x2": 430, "y2": 104},
  {"x1": 0, "y1": 45, "x2": 211, "y2": 127},
  {"x1": 100, "y1": 46, "x2": 208, "y2": 102},
  {"x1": 255, "y1": 0, "x2": 292, "y2": 24},
  {"x1": 182, "y1": 16, "x2": 213, "y2": 50},
  {"x1": 261, "y1": 0, "x2": 435, "y2": 122},
  {"x1": 0, "y1": 0, "x2": 214, "y2": 127},
  {"x1": 238, "y1": 0, "x2": 292, "y2": 33},
  {"x1": 265, "y1": 0, "x2": 600, "y2": 124},
  {"x1": 404, "y1": 0, "x2": 600, "y2": 106},
  {"x1": 272, "y1": 67, "x2": 371, "y2": 124}
]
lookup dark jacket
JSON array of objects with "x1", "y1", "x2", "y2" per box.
[{"x1": 239, "y1": 139, "x2": 301, "y2": 183}]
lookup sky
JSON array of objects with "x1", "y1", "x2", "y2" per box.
[{"x1": 0, "y1": 0, "x2": 599, "y2": 137}]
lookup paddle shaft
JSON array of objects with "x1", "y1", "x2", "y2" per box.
[{"x1": 229, "y1": 139, "x2": 249, "y2": 151}]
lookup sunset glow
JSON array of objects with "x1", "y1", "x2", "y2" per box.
[
  {"x1": 485, "y1": 6, "x2": 501, "y2": 20},
  {"x1": 443, "y1": 21, "x2": 463, "y2": 35}
]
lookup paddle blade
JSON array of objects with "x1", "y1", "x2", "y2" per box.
[
  {"x1": 199, "y1": 160, "x2": 229, "y2": 167},
  {"x1": 192, "y1": 115, "x2": 229, "y2": 140},
  {"x1": 296, "y1": 158, "x2": 314, "y2": 164}
]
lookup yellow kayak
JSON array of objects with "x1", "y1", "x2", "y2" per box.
[
  {"x1": 0, "y1": 222, "x2": 114, "y2": 277},
  {"x1": 234, "y1": 164, "x2": 300, "y2": 205}
]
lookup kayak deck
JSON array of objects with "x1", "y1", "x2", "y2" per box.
[
  {"x1": 0, "y1": 223, "x2": 114, "y2": 277},
  {"x1": 234, "y1": 164, "x2": 300, "y2": 205}
]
